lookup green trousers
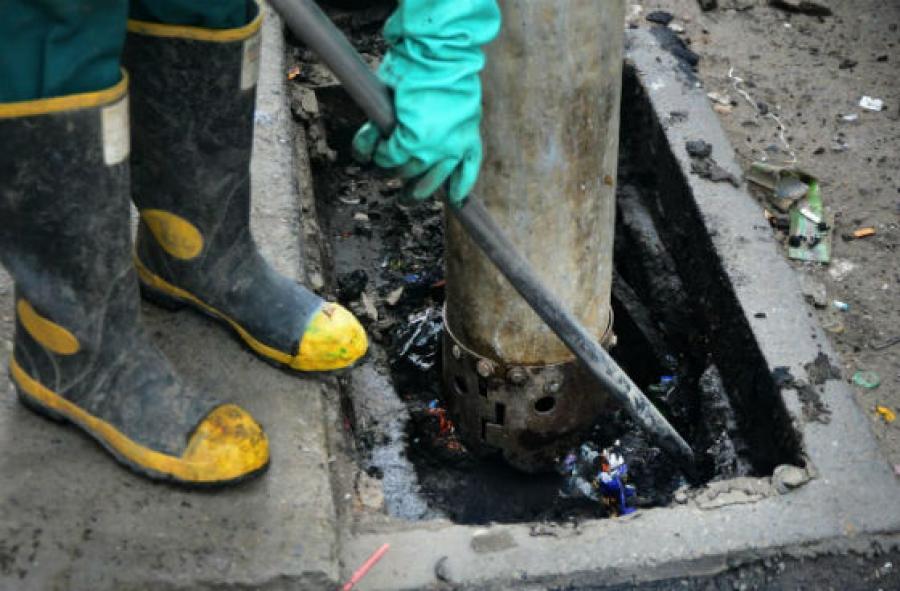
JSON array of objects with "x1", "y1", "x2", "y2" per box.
[{"x1": 0, "y1": 0, "x2": 254, "y2": 103}]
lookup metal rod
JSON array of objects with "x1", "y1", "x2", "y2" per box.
[
  {"x1": 272, "y1": 0, "x2": 695, "y2": 465},
  {"x1": 268, "y1": 0, "x2": 396, "y2": 134}
]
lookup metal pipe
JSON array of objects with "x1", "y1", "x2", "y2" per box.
[{"x1": 272, "y1": 0, "x2": 694, "y2": 467}]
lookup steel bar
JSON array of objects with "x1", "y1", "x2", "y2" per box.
[{"x1": 268, "y1": 0, "x2": 396, "y2": 133}]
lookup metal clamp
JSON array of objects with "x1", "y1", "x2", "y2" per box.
[{"x1": 442, "y1": 307, "x2": 615, "y2": 472}]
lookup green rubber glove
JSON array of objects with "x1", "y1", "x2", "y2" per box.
[{"x1": 352, "y1": 0, "x2": 501, "y2": 206}]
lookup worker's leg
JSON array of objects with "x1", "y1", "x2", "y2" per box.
[
  {"x1": 124, "y1": 0, "x2": 368, "y2": 372},
  {"x1": 129, "y1": 0, "x2": 251, "y2": 29},
  {"x1": 0, "y1": 1, "x2": 269, "y2": 484},
  {"x1": 0, "y1": 0, "x2": 125, "y2": 102}
]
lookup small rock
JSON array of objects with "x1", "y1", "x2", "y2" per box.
[
  {"x1": 772, "y1": 464, "x2": 811, "y2": 494},
  {"x1": 338, "y1": 194, "x2": 361, "y2": 206},
  {"x1": 646, "y1": 10, "x2": 674, "y2": 25},
  {"x1": 353, "y1": 212, "x2": 370, "y2": 223},
  {"x1": 828, "y1": 259, "x2": 856, "y2": 281},
  {"x1": 355, "y1": 472, "x2": 385, "y2": 511},
  {"x1": 707, "y1": 91, "x2": 732, "y2": 106},
  {"x1": 290, "y1": 87, "x2": 320, "y2": 120},
  {"x1": 308, "y1": 271, "x2": 325, "y2": 292},
  {"x1": 361, "y1": 292, "x2": 378, "y2": 322},
  {"x1": 686, "y1": 140, "x2": 713, "y2": 158},
  {"x1": 798, "y1": 274, "x2": 827, "y2": 308},
  {"x1": 822, "y1": 317, "x2": 845, "y2": 335},
  {"x1": 675, "y1": 491, "x2": 688, "y2": 504},
  {"x1": 714, "y1": 104, "x2": 733, "y2": 115},
  {"x1": 626, "y1": 4, "x2": 643, "y2": 27},
  {"x1": 383, "y1": 178, "x2": 403, "y2": 191},
  {"x1": 337, "y1": 270, "x2": 368, "y2": 303},
  {"x1": 385, "y1": 286, "x2": 404, "y2": 307},
  {"x1": 831, "y1": 135, "x2": 849, "y2": 152},
  {"x1": 669, "y1": 22, "x2": 686, "y2": 34}
]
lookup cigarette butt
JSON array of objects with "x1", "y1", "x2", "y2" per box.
[
  {"x1": 852, "y1": 227, "x2": 876, "y2": 239},
  {"x1": 876, "y1": 405, "x2": 896, "y2": 423}
]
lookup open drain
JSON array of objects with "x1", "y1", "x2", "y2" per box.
[{"x1": 290, "y1": 20, "x2": 802, "y2": 525}]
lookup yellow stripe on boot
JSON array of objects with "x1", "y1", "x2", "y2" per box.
[
  {"x1": 11, "y1": 358, "x2": 268, "y2": 483},
  {"x1": 16, "y1": 299, "x2": 81, "y2": 355},
  {"x1": 134, "y1": 257, "x2": 368, "y2": 371}
]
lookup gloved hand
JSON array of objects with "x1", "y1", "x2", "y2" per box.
[{"x1": 352, "y1": 0, "x2": 501, "y2": 206}]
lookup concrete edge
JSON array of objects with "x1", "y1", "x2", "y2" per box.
[
  {"x1": 251, "y1": 7, "x2": 341, "y2": 586},
  {"x1": 332, "y1": 28, "x2": 900, "y2": 591},
  {"x1": 622, "y1": 26, "x2": 899, "y2": 508}
]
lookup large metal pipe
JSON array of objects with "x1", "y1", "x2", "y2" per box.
[{"x1": 444, "y1": 0, "x2": 628, "y2": 471}]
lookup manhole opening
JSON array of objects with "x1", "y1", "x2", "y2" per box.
[{"x1": 291, "y1": 13, "x2": 802, "y2": 525}]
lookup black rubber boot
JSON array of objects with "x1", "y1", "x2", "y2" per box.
[
  {"x1": 124, "y1": 2, "x2": 367, "y2": 372},
  {"x1": 0, "y1": 77, "x2": 269, "y2": 485}
]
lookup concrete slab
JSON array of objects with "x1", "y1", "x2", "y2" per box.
[
  {"x1": 0, "y1": 11, "x2": 340, "y2": 590},
  {"x1": 335, "y1": 30, "x2": 900, "y2": 590}
]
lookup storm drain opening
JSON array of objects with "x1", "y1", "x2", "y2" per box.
[{"x1": 289, "y1": 17, "x2": 802, "y2": 525}]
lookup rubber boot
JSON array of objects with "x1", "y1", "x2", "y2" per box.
[
  {"x1": 124, "y1": 3, "x2": 368, "y2": 372},
  {"x1": 0, "y1": 77, "x2": 269, "y2": 485}
]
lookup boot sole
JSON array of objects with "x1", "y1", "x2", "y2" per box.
[
  {"x1": 134, "y1": 257, "x2": 300, "y2": 372},
  {"x1": 10, "y1": 358, "x2": 268, "y2": 487}
]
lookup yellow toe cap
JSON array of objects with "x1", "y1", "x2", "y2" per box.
[
  {"x1": 295, "y1": 303, "x2": 368, "y2": 371},
  {"x1": 182, "y1": 404, "x2": 270, "y2": 482}
]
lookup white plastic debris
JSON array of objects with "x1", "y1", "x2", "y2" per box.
[
  {"x1": 840, "y1": 113, "x2": 859, "y2": 122},
  {"x1": 799, "y1": 206, "x2": 822, "y2": 224},
  {"x1": 707, "y1": 91, "x2": 731, "y2": 106},
  {"x1": 859, "y1": 96, "x2": 885, "y2": 111},
  {"x1": 626, "y1": 4, "x2": 643, "y2": 26}
]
